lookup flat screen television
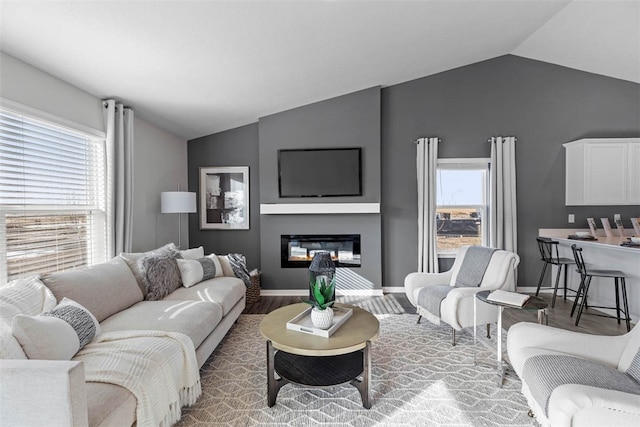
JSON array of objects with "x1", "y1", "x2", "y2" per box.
[{"x1": 278, "y1": 147, "x2": 362, "y2": 197}]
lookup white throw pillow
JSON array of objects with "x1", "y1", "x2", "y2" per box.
[
  {"x1": 0, "y1": 276, "x2": 57, "y2": 326},
  {"x1": 177, "y1": 255, "x2": 223, "y2": 287},
  {"x1": 180, "y1": 246, "x2": 205, "y2": 260},
  {"x1": 0, "y1": 322, "x2": 27, "y2": 359},
  {"x1": 12, "y1": 298, "x2": 100, "y2": 360}
]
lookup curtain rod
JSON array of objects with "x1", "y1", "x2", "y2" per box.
[
  {"x1": 487, "y1": 137, "x2": 517, "y2": 142},
  {"x1": 413, "y1": 137, "x2": 441, "y2": 144}
]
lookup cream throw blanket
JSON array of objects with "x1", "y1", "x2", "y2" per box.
[{"x1": 75, "y1": 330, "x2": 201, "y2": 427}]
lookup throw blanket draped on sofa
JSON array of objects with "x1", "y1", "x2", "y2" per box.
[
  {"x1": 417, "y1": 246, "x2": 497, "y2": 325},
  {"x1": 75, "y1": 330, "x2": 201, "y2": 427}
]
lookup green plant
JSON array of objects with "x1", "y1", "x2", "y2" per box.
[{"x1": 304, "y1": 276, "x2": 335, "y2": 310}]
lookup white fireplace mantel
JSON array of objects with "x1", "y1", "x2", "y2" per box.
[{"x1": 260, "y1": 203, "x2": 380, "y2": 215}]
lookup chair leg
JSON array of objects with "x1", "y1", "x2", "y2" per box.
[
  {"x1": 486, "y1": 323, "x2": 491, "y2": 339},
  {"x1": 621, "y1": 278, "x2": 631, "y2": 332},
  {"x1": 614, "y1": 278, "x2": 621, "y2": 325},
  {"x1": 552, "y1": 264, "x2": 562, "y2": 308},
  {"x1": 563, "y1": 264, "x2": 569, "y2": 300},
  {"x1": 451, "y1": 328, "x2": 456, "y2": 346},
  {"x1": 535, "y1": 262, "x2": 548, "y2": 296},
  {"x1": 416, "y1": 315, "x2": 422, "y2": 324},
  {"x1": 570, "y1": 275, "x2": 585, "y2": 317},
  {"x1": 575, "y1": 276, "x2": 592, "y2": 326}
]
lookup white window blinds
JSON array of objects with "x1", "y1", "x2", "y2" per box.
[{"x1": 0, "y1": 108, "x2": 107, "y2": 284}]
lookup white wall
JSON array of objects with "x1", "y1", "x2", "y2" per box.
[
  {"x1": 0, "y1": 52, "x2": 189, "y2": 252},
  {"x1": 133, "y1": 119, "x2": 189, "y2": 251}
]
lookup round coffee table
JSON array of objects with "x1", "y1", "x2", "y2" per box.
[{"x1": 260, "y1": 303, "x2": 379, "y2": 408}]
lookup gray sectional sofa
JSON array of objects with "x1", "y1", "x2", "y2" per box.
[{"x1": 0, "y1": 245, "x2": 247, "y2": 426}]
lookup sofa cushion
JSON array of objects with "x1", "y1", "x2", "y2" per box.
[
  {"x1": 85, "y1": 382, "x2": 136, "y2": 427},
  {"x1": 41, "y1": 257, "x2": 143, "y2": 322},
  {"x1": 99, "y1": 300, "x2": 222, "y2": 348},
  {"x1": 0, "y1": 276, "x2": 57, "y2": 325},
  {"x1": 119, "y1": 243, "x2": 180, "y2": 296},
  {"x1": 12, "y1": 298, "x2": 100, "y2": 360},
  {"x1": 140, "y1": 253, "x2": 183, "y2": 301},
  {"x1": 163, "y1": 276, "x2": 245, "y2": 316}
]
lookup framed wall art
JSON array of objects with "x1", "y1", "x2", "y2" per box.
[{"x1": 199, "y1": 166, "x2": 249, "y2": 230}]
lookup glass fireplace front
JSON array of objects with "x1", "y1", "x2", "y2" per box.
[{"x1": 281, "y1": 234, "x2": 361, "y2": 268}]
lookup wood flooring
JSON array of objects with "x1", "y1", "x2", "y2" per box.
[{"x1": 244, "y1": 291, "x2": 632, "y2": 336}]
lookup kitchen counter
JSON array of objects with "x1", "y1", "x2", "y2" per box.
[{"x1": 538, "y1": 228, "x2": 640, "y2": 323}]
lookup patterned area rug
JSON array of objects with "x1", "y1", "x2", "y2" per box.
[{"x1": 175, "y1": 314, "x2": 535, "y2": 426}]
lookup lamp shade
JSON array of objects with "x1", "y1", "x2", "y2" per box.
[{"x1": 161, "y1": 191, "x2": 196, "y2": 213}]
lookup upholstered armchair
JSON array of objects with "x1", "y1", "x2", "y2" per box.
[
  {"x1": 404, "y1": 246, "x2": 520, "y2": 345},
  {"x1": 507, "y1": 322, "x2": 640, "y2": 427}
]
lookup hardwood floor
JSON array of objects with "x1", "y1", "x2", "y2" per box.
[{"x1": 244, "y1": 291, "x2": 632, "y2": 336}]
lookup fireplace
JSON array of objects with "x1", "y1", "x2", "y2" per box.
[{"x1": 281, "y1": 234, "x2": 361, "y2": 268}]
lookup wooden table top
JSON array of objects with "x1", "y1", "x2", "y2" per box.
[{"x1": 260, "y1": 303, "x2": 379, "y2": 356}]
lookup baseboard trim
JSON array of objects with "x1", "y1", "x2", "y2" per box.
[
  {"x1": 260, "y1": 289, "x2": 384, "y2": 297},
  {"x1": 382, "y1": 286, "x2": 405, "y2": 294}
]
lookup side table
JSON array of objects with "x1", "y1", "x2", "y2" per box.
[{"x1": 473, "y1": 290, "x2": 548, "y2": 386}]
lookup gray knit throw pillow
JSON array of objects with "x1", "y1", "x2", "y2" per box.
[
  {"x1": 627, "y1": 347, "x2": 640, "y2": 384},
  {"x1": 140, "y1": 253, "x2": 183, "y2": 301}
]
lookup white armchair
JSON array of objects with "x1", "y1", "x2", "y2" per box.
[
  {"x1": 404, "y1": 246, "x2": 520, "y2": 344},
  {"x1": 507, "y1": 322, "x2": 640, "y2": 427}
]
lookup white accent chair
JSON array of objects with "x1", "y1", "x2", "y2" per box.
[
  {"x1": 507, "y1": 322, "x2": 640, "y2": 427},
  {"x1": 404, "y1": 245, "x2": 520, "y2": 345}
]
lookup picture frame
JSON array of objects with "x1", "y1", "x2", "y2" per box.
[{"x1": 199, "y1": 166, "x2": 249, "y2": 230}]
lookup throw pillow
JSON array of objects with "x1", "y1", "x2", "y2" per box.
[
  {"x1": 176, "y1": 255, "x2": 223, "y2": 288},
  {"x1": 141, "y1": 254, "x2": 183, "y2": 301},
  {"x1": 11, "y1": 298, "x2": 100, "y2": 360},
  {"x1": 0, "y1": 275, "x2": 57, "y2": 326},
  {"x1": 226, "y1": 253, "x2": 251, "y2": 287},
  {"x1": 119, "y1": 243, "x2": 181, "y2": 296},
  {"x1": 180, "y1": 246, "x2": 205, "y2": 260},
  {"x1": 627, "y1": 348, "x2": 640, "y2": 384}
]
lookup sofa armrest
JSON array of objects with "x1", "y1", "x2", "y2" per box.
[
  {"x1": 404, "y1": 270, "x2": 454, "y2": 306},
  {"x1": 549, "y1": 384, "x2": 640, "y2": 427},
  {"x1": 0, "y1": 359, "x2": 88, "y2": 427}
]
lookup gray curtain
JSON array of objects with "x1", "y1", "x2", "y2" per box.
[
  {"x1": 103, "y1": 99, "x2": 134, "y2": 255},
  {"x1": 416, "y1": 137, "x2": 439, "y2": 273}
]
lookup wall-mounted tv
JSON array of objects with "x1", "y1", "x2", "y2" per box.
[{"x1": 278, "y1": 147, "x2": 362, "y2": 198}]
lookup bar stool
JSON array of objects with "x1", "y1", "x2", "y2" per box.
[
  {"x1": 535, "y1": 237, "x2": 576, "y2": 308},
  {"x1": 570, "y1": 244, "x2": 631, "y2": 331}
]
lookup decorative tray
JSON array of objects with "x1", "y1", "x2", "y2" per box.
[
  {"x1": 286, "y1": 306, "x2": 353, "y2": 338},
  {"x1": 568, "y1": 235, "x2": 597, "y2": 240}
]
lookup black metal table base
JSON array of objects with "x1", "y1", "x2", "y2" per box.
[{"x1": 266, "y1": 340, "x2": 371, "y2": 408}]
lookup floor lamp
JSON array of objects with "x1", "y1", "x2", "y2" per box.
[{"x1": 161, "y1": 191, "x2": 197, "y2": 249}]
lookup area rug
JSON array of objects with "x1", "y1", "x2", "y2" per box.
[{"x1": 175, "y1": 314, "x2": 535, "y2": 426}]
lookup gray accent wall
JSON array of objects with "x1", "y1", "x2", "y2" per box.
[
  {"x1": 258, "y1": 87, "x2": 382, "y2": 291},
  {"x1": 382, "y1": 55, "x2": 640, "y2": 287},
  {"x1": 187, "y1": 55, "x2": 639, "y2": 291},
  {"x1": 187, "y1": 124, "x2": 261, "y2": 268}
]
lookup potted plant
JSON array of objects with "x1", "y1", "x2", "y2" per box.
[{"x1": 304, "y1": 275, "x2": 336, "y2": 329}]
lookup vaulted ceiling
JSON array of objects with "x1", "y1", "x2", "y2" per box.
[{"x1": 1, "y1": 1, "x2": 638, "y2": 140}]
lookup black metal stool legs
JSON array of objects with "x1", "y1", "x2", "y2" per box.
[
  {"x1": 535, "y1": 262, "x2": 548, "y2": 297},
  {"x1": 621, "y1": 278, "x2": 631, "y2": 332}
]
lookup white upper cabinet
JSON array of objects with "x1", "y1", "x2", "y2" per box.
[{"x1": 564, "y1": 138, "x2": 640, "y2": 206}]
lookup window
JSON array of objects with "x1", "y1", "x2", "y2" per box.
[
  {"x1": 0, "y1": 108, "x2": 107, "y2": 285},
  {"x1": 436, "y1": 159, "x2": 490, "y2": 255}
]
